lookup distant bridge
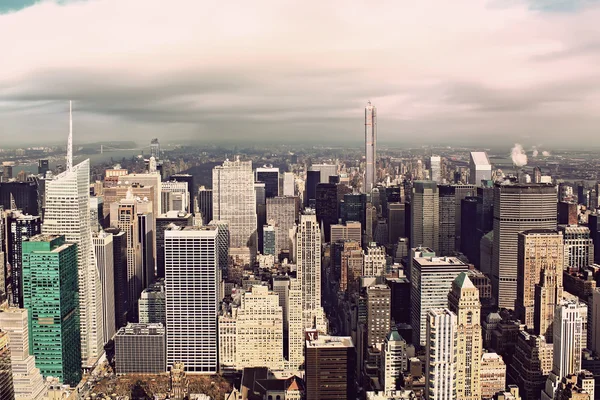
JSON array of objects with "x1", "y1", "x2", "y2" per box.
[{"x1": 100, "y1": 144, "x2": 152, "y2": 154}]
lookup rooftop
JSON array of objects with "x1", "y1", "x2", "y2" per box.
[
  {"x1": 306, "y1": 335, "x2": 354, "y2": 348},
  {"x1": 470, "y1": 151, "x2": 491, "y2": 166}
]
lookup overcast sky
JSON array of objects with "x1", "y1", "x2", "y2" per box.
[{"x1": 1, "y1": 0, "x2": 599, "y2": 148}]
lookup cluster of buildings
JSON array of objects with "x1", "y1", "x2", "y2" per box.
[{"x1": 0, "y1": 102, "x2": 598, "y2": 400}]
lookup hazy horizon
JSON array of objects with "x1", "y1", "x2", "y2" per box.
[{"x1": 2, "y1": 0, "x2": 600, "y2": 147}]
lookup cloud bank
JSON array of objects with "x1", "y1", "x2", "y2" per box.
[{"x1": 1, "y1": 0, "x2": 600, "y2": 146}]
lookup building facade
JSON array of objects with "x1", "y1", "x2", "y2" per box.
[
  {"x1": 492, "y1": 183, "x2": 557, "y2": 310},
  {"x1": 22, "y1": 235, "x2": 81, "y2": 385},
  {"x1": 165, "y1": 226, "x2": 218, "y2": 373}
]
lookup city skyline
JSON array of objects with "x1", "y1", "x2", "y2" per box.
[{"x1": 1, "y1": 0, "x2": 600, "y2": 146}]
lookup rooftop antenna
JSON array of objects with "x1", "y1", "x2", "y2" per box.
[{"x1": 67, "y1": 100, "x2": 73, "y2": 172}]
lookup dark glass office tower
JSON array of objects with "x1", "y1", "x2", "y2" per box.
[
  {"x1": 305, "y1": 170, "x2": 320, "y2": 208},
  {"x1": 105, "y1": 227, "x2": 129, "y2": 329},
  {"x1": 198, "y1": 187, "x2": 213, "y2": 224},
  {"x1": 5, "y1": 211, "x2": 41, "y2": 307},
  {"x1": 306, "y1": 335, "x2": 355, "y2": 400},
  {"x1": 315, "y1": 183, "x2": 338, "y2": 242},
  {"x1": 0, "y1": 180, "x2": 39, "y2": 216},
  {"x1": 256, "y1": 166, "x2": 280, "y2": 199}
]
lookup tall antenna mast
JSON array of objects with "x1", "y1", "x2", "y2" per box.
[{"x1": 67, "y1": 100, "x2": 73, "y2": 172}]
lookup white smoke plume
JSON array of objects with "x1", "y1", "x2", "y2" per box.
[
  {"x1": 532, "y1": 146, "x2": 539, "y2": 157},
  {"x1": 542, "y1": 150, "x2": 551, "y2": 157},
  {"x1": 511, "y1": 143, "x2": 528, "y2": 167}
]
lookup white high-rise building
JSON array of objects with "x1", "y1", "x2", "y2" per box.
[
  {"x1": 469, "y1": 152, "x2": 492, "y2": 186},
  {"x1": 235, "y1": 286, "x2": 284, "y2": 370},
  {"x1": 381, "y1": 328, "x2": 408, "y2": 394},
  {"x1": 213, "y1": 158, "x2": 257, "y2": 251},
  {"x1": 161, "y1": 181, "x2": 190, "y2": 213},
  {"x1": 165, "y1": 226, "x2": 218, "y2": 373},
  {"x1": 43, "y1": 112, "x2": 104, "y2": 367},
  {"x1": 410, "y1": 255, "x2": 467, "y2": 347},
  {"x1": 363, "y1": 244, "x2": 386, "y2": 277},
  {"x1": 542, "y1": 300, "x2": 587, "y2": 400},
  {"x1": 0, "y1": 304, "x2": 47, "y2": 400},
  {"x1": 93, "y1": 231, "x2": 116, "y2": 343},
  {"x1": 430, "y1": 156, "x2": 442, "y2": 183},
  {"x1": 286, "y1": 277, "x2": 304, "y2": 370},
  {"x1": 425, "y1": 308, "x2": 457, "y2": 400},
  {"x1": 553, "y1": 300, "x2": 586, "y2": 378},
  {"x1": 283, "y1": 172, "x2": 295, "y2": 196},
  {"x1": 364, "y1": 101, "x2": 377, "y2": 193},
  {"x1": 296, "y1": 214, "x2": 326, "y2": 330}
]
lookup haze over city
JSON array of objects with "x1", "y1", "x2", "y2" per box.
[{"x1": 2, "y1": 0, "x2": 600, "y2": 147}]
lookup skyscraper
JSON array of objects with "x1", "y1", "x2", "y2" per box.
[
  {"x1": 315, "y1": 183, "x2": 338, "y2": 242},
  {"x1": 93, "y1": 231, "x2": 116, "y2": 343},
  {"x1": 104, "y1": 227, "x2": 128, "y2": 329},
  {"x1": 438, "y1": 185, "x2": 456, "y2": 256},
  {"x1": 559, "y1": 225, "x2": 594, "y2": 270},
  {"x1": 411, "y1": 254, "x2": 467, "y2": 347},
  {"x1": 155, "y1": 211, "x2": 193, "y2": 278},
  {"x1": 4, "y1": 210, "x2": 41, "y2": 308},
  {"x1": 0, "y1": 304, "x2": 47, "y2": 400},
  {"x1": 0, "y1": 180, "x2": 39, "y2": 216},
  {"x1": 197, "y1": 186, "x2": 213, "y2": 225},
  {"x1": 170, "y1": 174, "x2": 195, "y2": 215},
  {"x1": 43, "y1": 154, "x2": 104, "y2": 366},
  {"x1": 305, "y1": 335, "x2": 355, "y2": 400},
  {"x1": 256, "y1": 166, "x2": 280, "y2": 199},
  {"x1": 0, "y1": 331, "x2": 14, "y2": 400},
  {"x1": 448, "y1": 273, "x2": 482, "y2": 400},
  {"x1": 165, "y1": 226, "x2": 218, "y2": 373},
  {"x1": 469, "y1": 151, "x2": 492, "y2": 186},
  {"x1": 161, "y1": 180, "x2": 190, "y2": 213},
  {"x1": 22, "y1": 235, "x2": 81, "y2": 385},
  {"x1": 411, "y1": 181, "x2": 439, "y2": 252},
  {"x1": 492, "y1": 183, "x2": 557, "y2": 309},
  {"x1": 542, "y1": 301, "x2": 587, "y2": 400},
  {"x1": 366, "y1": 284, "x2": 391, "y2": 347},
  {"x1": 263, "y1": 225, "x2": 276, "y2": 256},
  {"x1": 364, "y1": 101, "x2": 377, "y2": 193},
  {"x1": 296, "y1": 213, "x2": 326, "y2": 330},
  {"x1": 425, "y1": 308, "x2": 457, "y2": 400},
  {"x1": 110, "y1": 195, "x2": 142, "y2": 319},
  {"x1": 381, "y1": 327, "x2": 408, "y2": 394},
  {"x1": 430, "y1": 155, "x2": 442, "y2": 183},
  {"x1": 553, "y1": 301, "x2": 586, "y2": 379},
  {"x1": 283, "y1": 172, "x2": 295, "y2": 196},
  {"x1": 516, "y1": 230, "x2": 564, "y2": 332},
  {"x1": 212, "y1": 158, "x2": 257, "y2": 251},
  {"x1": 266, "y1": 196, "x2": 297, "y2": 258},
  {"x1": 235, "y1": 285, "x2": 284, "y2": 370}
]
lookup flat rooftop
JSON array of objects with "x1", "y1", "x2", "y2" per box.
[{"x1": 306, "y1": 335, "x2": 354, "y2": 349}]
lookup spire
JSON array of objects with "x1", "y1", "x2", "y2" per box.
[
  {"x1": 9, "y1": 193, "x2": 17, "y2": 211},
  {"x1": 67, "y1": 100, "x2": 73, "y2": 172}
]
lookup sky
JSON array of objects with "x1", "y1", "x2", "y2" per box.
[{"x1": 1, "y1": 0, "x2": 599, "y2": 147}]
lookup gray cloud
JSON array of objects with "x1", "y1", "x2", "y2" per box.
[{"x1": 1, "y1": 0, "x2": 600, "y2": 147}]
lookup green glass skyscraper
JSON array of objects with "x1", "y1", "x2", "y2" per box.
[{"x1": 22, "y1": 235, "x2": 81, "y2": 386}]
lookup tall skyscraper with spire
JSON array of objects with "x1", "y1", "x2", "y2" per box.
[
  {"x1": 42, "y1": 102, "x2": 104, "y2": 368},
  {"x1": 364, "y1": 101, "x2": 377, "y2": 194}
]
